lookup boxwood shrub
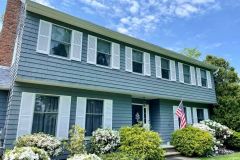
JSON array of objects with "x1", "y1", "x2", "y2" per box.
[
  {"x1": 226, "y1": 131, "x2": 240, "y2": 151},
  {"x1": 119, "y1": 125, "x2": 164, "y2": 160},
  {"x1": 171, "y1": 126, "x2": 214, "y2": 157}
]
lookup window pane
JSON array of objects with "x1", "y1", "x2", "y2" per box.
[
  {"x1": 132, "y1": 50, "x2": 143, "y2": 63},
  {"x1": 32, "y1": 95, "x2": 59, "y2": 136},
  {"x1": 50, "y1": 40, "x2": 70, "y2": 58},
  {"x1": 162, "y1": 69, "x2": 170, "y2": 79},
  {"x1": 97, "y1": 52, "x2": 110, "y2": 66},
  {"x1": 85, "y1": 99, "x2": 103, "y2": 136},
  {"x1": 197, "y1": 109, "x2": 204, "y2": 123},
  {"x1": 161, "y1": 58, "x2": 169, "y2": 70},
  {"x1": 52, "y1": 25, "x2": 71, "y2": 43},
  {"x1": 97, "y1": 39, "x2": 111, "y2": 55},
  {"x1": 201, "y1": 69, "x2": 207, "y2": 87},
  {"x1": 183, "y1": 65, "x2": 191, "y2": 84},
  {"x1": 133, "y1": 62, "x2": 143, "y2": 74}
]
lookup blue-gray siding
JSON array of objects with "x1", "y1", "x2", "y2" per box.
[
  {"x1": 4, "y1": 82, "x2": 132, "y2": 148},
  {"x1": 16, "y1": 12, "x2": 217, "y2": 104},
  {"x1": 0, "y1": 90, "x2": 8, "y2": 130}
]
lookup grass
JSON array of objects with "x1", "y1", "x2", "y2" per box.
[{"x1": 201, "y1": 153, "x2": 240, "y2": 160}]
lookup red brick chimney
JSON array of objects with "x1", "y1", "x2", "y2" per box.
[{"x1": 0, "y1": 0, "x2": 22, "y2": 67}]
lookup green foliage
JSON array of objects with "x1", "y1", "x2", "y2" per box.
[
  {"x1": 180, "y1": 48, "x2": 201, "y2": 59},
  {"x1": 64, "y1": 125, "x2": 86, "y2": 155},
  {"x1": 171, "y1": 126, "x2": 214, "y2": 157},
  {"x1": 119, "y1": 125, "x2": 165, "y2": 160},
  {"x1": 205, "y1": 55, "x2": 240, "y2": 131},
  {"x1": 100, "y1": 152, "x2": 135, "y2": 160},
  {"x1": 15, "y1": 133, "x2": 62, "y2": 157},
  {"x1": 226, "y1": 131, "x2": 240, "y2": 151}
]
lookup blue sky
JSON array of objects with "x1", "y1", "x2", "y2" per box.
[{"x1": 0, "y1": 0, "x2": 239, "y2": 74}]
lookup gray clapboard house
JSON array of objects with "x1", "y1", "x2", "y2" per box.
[{"x1": 0, "y1": 0, "x2": 217, "y2": 149}]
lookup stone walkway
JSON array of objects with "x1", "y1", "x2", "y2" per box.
[{"x1": 166, "y1": 156, "x2": 199, "y2": 160}]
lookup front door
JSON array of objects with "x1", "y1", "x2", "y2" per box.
[{"x1": 132, "y1": 104, "x2": 150, "y2": 128}]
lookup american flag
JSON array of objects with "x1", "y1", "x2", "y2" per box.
[{"x1": 176, "y1": 100, "x2": 186, "y2": 129}]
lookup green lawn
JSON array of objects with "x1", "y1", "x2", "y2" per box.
[{"x1": 201, "y1": 153, "x2": 240, "y2": 160}]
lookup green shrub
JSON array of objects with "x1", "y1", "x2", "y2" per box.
[
  {"x1": 100, "y1": 152, "x2": 135, "y2": 160},
  {"x1": 64, "y1": 125, "x2": 86, "y2": 155},
  {"x1": 15, "y1": 133, "x2": 62, "y2": 157},
  {"x1": 91, "y1": 128, "x2": 120, "y2": 154},
  {"x1": 119, "y1": 125, "x2": 164, "y2": 160},
  {"x1": 171, "y1": 126, "x2": 214, "y2": 157},
  {"x1": 226, "y1": 131, "x2": 240, "y2": 151},
  {"x1": 4, "y1": 147, "x2": 50, "y2": 160}
]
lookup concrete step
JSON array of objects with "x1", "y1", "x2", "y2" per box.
[
  {"x1": 165, "y1": 151, "x2": 181, "y2": 157},
  {"x1": 162, "y1": 145, "x2": 181, "y2": 157}
]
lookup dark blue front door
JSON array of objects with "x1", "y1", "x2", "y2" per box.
[{"x1": 132, "y1": 105, "x2": 143, "y2": 125}]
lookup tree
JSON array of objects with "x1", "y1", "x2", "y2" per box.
[
  {"x1": 180, "y1": 48, "x2": 201, "y2": 60},
  {"x1": 205, "y1": 55, "x2": 240, "y2": 131}
]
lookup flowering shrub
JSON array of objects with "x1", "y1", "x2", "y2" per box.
[
  {"x1": 91, "y1": 128, "x2": 120, "y2": 154},
  {"x1": 4, "y1": 147, "x2": 50, "y2": 160},
  {"x1": 64, "y1": 125, "x2": 86, "y2": 155},
  {"x1": 67, "y1": 154, "x2": 101, "y2": 160},
  {"x1": 120, "y1": 125, "x2": 164, "y2": 160},
  {"x1": 171, "y1": 126, "x2": 214, "y2": 157},
  {"x1": 15, "y1": 133, "x2": 62, "y2": 157}
]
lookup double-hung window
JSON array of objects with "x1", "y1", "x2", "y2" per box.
[
  {"x1": 85, "y1": 99, "x2": 104, "y2": 136},
  {"x1": 183, "y1": 64, "x2": 191, "y2": 84},
  {"x1": 161, "y1": 58, "x2": 170, "y2": 79},
  {"x1": 197, "y1": 109, "x2": 204, "y2": 123},
  {"x1": 201, "y1": 69, "x2": 207, "y2": 87},
  {"x1": 97, "y1": 39, "x2": 111, "y2": 67},
  {"x1": 132, "y1": 50, "x2": 143, "y2": 74},
  {"x1": 32, "y1": 95, "x2": 59, "y2": 136},
  {"x1": 50, "y1": 25, "x2": 71, "y2": 58}
]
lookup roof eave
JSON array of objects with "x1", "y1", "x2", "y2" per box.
[{"x1": 25, "y1": 0, "x2": 217, "y2": 70}]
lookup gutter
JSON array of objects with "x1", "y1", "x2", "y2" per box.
[{"x1": 25, "y1": 0, "x2": 217, "y2": 71}]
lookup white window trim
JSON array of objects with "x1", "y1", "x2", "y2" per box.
[
  {"x1": 95, "y1": 37, "x2": 113, "y2": 69},
  {"x1": 160, "y1": 57, "x2": 171, "y2": 81},
  {"x1": 131, "y1": 48, "x2": 145, "y2": 75},
  {"x1": 182, "y1": 63, "x2": 192, "y2": 85},
  {"x1": 199, "y1": 69, "x2": 208, "y2": 88}
]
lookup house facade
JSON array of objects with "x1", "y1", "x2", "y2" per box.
[{"x1": 0, "y1": 0, "x2": 217, "y2": 149}]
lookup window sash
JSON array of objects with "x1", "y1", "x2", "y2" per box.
[
  {"x1": 183, "y1": 64, "x2": 191, "y2": 83},
  {"x1": 97, "y1": 39, "x2": 111, "y2": 55},
  {"x1": 201, "y1": 69, "x2": 207, "y2": 87},
  {"x1": 132, "y1": 50, "x2": 143, "y2": 63}
]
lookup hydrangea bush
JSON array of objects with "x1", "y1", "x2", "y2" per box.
[
  {"x1": 4, "y1": 147, "x2": 50, "y2": 160},
  {"x1": 15, "y1": 133, "x2": 62, "y2": 157},
  {"x1": 67, "y1": 154, "x2": 101, "y2": 160},
  {"x1": 193, "y1": 120, "x2": 233, "y2": 155},
  {"x1": 91, "y1": 128, "x2": 120, "y2": 154}
]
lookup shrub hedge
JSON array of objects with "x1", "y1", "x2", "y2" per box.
[
  {"x1": 119, "y1": 125, "x2": 164, "y2": 160},
  {"x1": 171, "y1": 126, "x2": 214, "y2": 157},
  {"x1": 226, "y1": 131, "x2": 240, "y2": 151}
]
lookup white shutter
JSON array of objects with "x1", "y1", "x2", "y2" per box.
[
  {"x1": 144, "y1": 52, "x2": 151, "y2": 76},
  {"x1": 204, "y1": 108, "x2": 209, "y2": 120},
  {"x1": 111, "y1": 43, "x2": 120, "y2": 69},
  {"x1": 170, "y1": 60, "x2": 176, "y2": 81},
  {"x1": 87, "y1": 35, "x2": 97, "y2": 64},
  {"x1": 75, "y1": 97, "x2": 87, "y2": 129},
  {"x1": 190, "y1": 66, "x2": 196, "y2": 85},
  {"x1": 155, "y1": 56, "x2": 161, "y2": 78},
  {"x1": 186, "y1": 107, "x2": 193, "y2": 124},
  {"x1": 125, "y1": 47, "x2": 132, "y2": 72},
  {"x1": 70, "y1": 30, "x2": 82, "y2": 61},
  {"x1": 192, "y1": 107, "x2": 198, "y2": 123},
  {"x1": 178, "y1": 62, "x2": 184, "y2": 83},
  {"x1": 17, "y1": 92, "x2": 36, "y2": 138},
  {"x1": 196, "y1": 68, "x2": 202, "y2": 86},
  {"x1": 56, "y1": 96, "x2": 71, "y2": 139},
  {"x1": 103, "y1": 99, "x2": 113, "y2": 129},
  {"x1": 206, "y1": 71, "x2": 212, "y2": 88},
  {"x1": 173, "y1": 106, "x2": 179, "y2": 130},
  {"x1": 36, "y1": 20, "x2": 52, "y2": 54}
]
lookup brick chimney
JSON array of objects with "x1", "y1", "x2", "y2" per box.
[{"x1": 0, "y1": 0, "x2": 22, "y2": 67}]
